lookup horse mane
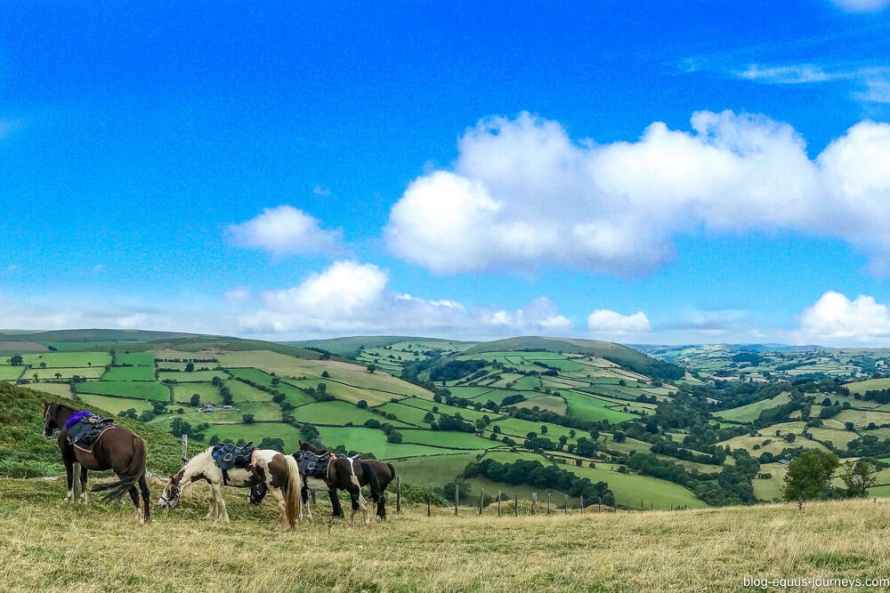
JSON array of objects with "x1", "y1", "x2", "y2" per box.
[{"x1": 299, "y1": 441, "x2": 324, "y2": 454}]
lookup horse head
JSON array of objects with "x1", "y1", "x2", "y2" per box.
[
  {"x1": 42, "y1": 402, "x2": 58, "y2": 439},
  {"x1": 158, "y1": 470, "x2": 184, "y2": 508}
]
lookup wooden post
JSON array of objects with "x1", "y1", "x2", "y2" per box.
[
  {"x1": 564, "y1": 494, "x2": 568, "y2": 514},
  {"x1": 454, "y1": 483, "x2": 459, "y2": 516},
  {"x1": 396, "y1": 476, "x2": 402, "y2": 514},
  {"x1": 72, "y1": 463, "x2": 82, "y2": 501},
  {"x1": 598, "y1": 496, "x2": 602, "y2": 513},
  {"x1": 181, "y1": 434, "x2": 188, "y2": 465},
  {"x1": 514, "y1": 495, "x2": 518, "y2": 517},
  {"x1": 531, "y1": 492, "x2": 537, "y2": 515},
  {"x1": 547, "y1": 492, "x2": 551, "y2": 515},
  {"x1": 497, "y1": 491, "x2": 501, "y2": 517},
  {"x1": 428, "y1": 484, "x2": 432, "y2": 517},
  {"x1": 580, "y1": 495, "x2": 584, "y2": 514},
  {"x1": 479, "y1": 488, "x2": 484, "y2": 515}
]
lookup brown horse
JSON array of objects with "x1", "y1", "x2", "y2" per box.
[
  {"x1": 42, "y1": 401, "x2": 151, "y2": 524},
  {"x1": 296, "y1": 442, "x2": 397, "y2": 522}
]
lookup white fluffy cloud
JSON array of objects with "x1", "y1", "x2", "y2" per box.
[
  {"x1": 796, "y1": 291, "x2": 890, "y2": 344},
  {"x1": 385, "y1": 111, "x2": 890, "y2": 276},
  {"x1": 587, "y1": 309, "x2": 652, "y2": 337},
  {"x1": 227, "y1": 205, "x2": 344, "y2": 257},
  {"x1": 238, "y1": 261, "x2": 573, "y2": 338}
]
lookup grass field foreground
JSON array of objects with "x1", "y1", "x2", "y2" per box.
[{"x1": 2, "y1": 478, "x2": 890, "y2": 592}]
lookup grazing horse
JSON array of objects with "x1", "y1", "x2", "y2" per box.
[
  {"x1": 158, "y1": 447, "x2": 303, "y2": 528},
  {"x1": 42, "y1": 401, "x2": 151, "y2": 524},
  {"x1": 296, "y1": 442, "x2": 396, "y2": 523}
]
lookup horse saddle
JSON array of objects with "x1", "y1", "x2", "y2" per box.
[
  {"x1": 212, "y1": 442, "x2": 255, "y2": 472},
  {"x1": 294, "y1": 450, "x2": 336, "y2": 479},
  {"x1": 66, "y1": 412, "x2": 115, "y2": 452}
]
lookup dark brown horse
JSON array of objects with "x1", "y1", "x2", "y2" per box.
[
  {"x1": 297, "y1": 442, "x2": 396, "y2": 522},
  {"x1": 42, "y1": 401, "x2": 151, "y2": 524}
]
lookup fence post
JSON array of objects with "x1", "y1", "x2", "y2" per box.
[
  {"x1": 181, "y1": 434, "x2": 188, "y2": 465},
  {"x1": 580, "y1": 495, "x2": 584, "y2": 514},
  {"x1": 428, "y1": 484, "x2": 432, "y2": 517},
  {"x1": 531, "y1": 492, "x2": 537, "y2": 515},
  {"x1": 564, "y1": 494, "x2": 568, "y2": 514},
  {"x1": 479, "y1": 488, "x2": 484, "y2": 516},
  {"x1": 396, "y1": 476, "x2": 402, "y2": 514},
  {"x1": 497, "y1": 491, "x2": 501, "y2": 517},
  {"x1": 598, "y1": 496, "x2": 602, "y2": 513},
  {"x1": 547, "y1": 492, "x2": 551, "y2": 515},
  {"x1": 454, "y1": 484, "x2": 459, "y2": 516},
  {"x1": 514, "y1": 495, "x2": 518, "y2": 517}
]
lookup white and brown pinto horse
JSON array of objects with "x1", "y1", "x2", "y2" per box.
[{"x1": 158, "y1": 447, "x2": 303, "y2": 528}]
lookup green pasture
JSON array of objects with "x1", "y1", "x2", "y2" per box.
[
  {"x1": 376, "y1": 402, "x2": 434, "y2": 426},
  {"x1": 22, "y1": 382, "x2": 72, "y2": 398},
  {"x1": 153, "y1": 401, "x2": 283, "y2": 427},
  {"x1": 399, "y1": 430, "x2": 501, "y2": 450},
  {"x1": 597, "y1": 435, "x2": 651, "y2": 457},
  {"x1": 467, "y1": 390, "x2": 536, "y2": 406},
  {"x1": 514, "y1": 395, "x2": 568, "y2": 415},
  {"x1": 113, "y1": 352, "x2": 154, "y2": 366},
  {"x1": 714, "y1": 392, "x2": 791, "y2": 423},
  {"x1": 0, "y1": 367, "x2": 23, "y2": 381},
  {"x1": 835, "y1": 408, "x2": 890, "y2": 428},
  {"x1": 505, "y1": 375, "x2": 543, "y2": 390},
  {"x1": 561, "y1": 391, "x2": 637, "y2": 424},
  {"x1": 314, "y1": 426, "x2": 467, "y2": 459},
  {"x1": 172, "y1": 382, "x2": 223, "y2": 405},
  {"x1": 102, "y1": 365, "x2": 155, "y2": 381},
  {"x1": 77, "y1": 380, "x2": 170, "y2": 402},
  {"x1": 846, "y1": 378, "x2": 890, "y2": 395},
  {"x1": 390, "y1": 452, "x2": 486, "y2": 488},
  {"x1": 753, "y1": 462, "x2": 788, "y2": 501},
  {"x1": 28, "y1": 367, "x2": 105, "y2": 381},
  {"x1": 397, "y1": 397, "x2": 493, "y2": 421},
  {"x1": 159, "y1": 370, "x2": 228, "y2": 383},
  {"x1": 291, "y1": 400, "x2": 410, "y2": 427},
  {"x1": 77, "y1": 393, "x2": 155, "y2": 415},
  {"x1": 490, "y1": 417, "x2": 577, "y2": 443},
  {"x1": 287, "y1": 377, "x2": 396, "y2": 407},
  {"x1": 449, "y1": 386, "x2": 495, "y2": 400},
  {"x1": 807, "y1": 427, "x2": 860, "y2": 448},
  {"x1": 158, "y1": 361, "x2": 219, "y2": 371},
  {"x1": 22, "y1": 352, "x2": 112, "y2": 368},
  {"x1": 563, "y1": 462, "x2": 706, "y2": 510},
  {"x1": 203, "y1": 422, "x2": 304, "y2": 452},
  {"x1": 223, "y1": 379, "x2": 272, "y2": 403}
]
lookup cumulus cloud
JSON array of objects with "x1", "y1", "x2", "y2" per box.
[
  {"x1": 587, "y1": 309, "x2": 652, "y2": 337},
  {"x1": 238, "y1": 261, "x2": 572, "y2": 338},
  {"x1": 227, "y1": 205, "x2": 344, "y2": 257},
  {"x1": 796, "y1": 291, "x2": 890, "y2": 344},
  {"x1": 385, "y1": 111, "x2": 890, "y2": 276}
]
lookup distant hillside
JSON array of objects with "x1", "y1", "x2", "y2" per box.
[
  {"x1": 289, "y1": 336, "x2": 475, "y2": 359},
  {"x1": 464, "y1": 336, "x2": 685, "y2": 381}
]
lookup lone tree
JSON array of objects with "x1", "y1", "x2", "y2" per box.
[
  {"x1": 783, "y1": 450, "x2": 840, "y2": 502},
  {"x1": 8, "y1": 354, "x2": 23, "y2": 366},
  {"x1": 840, "y1": 459, "x2": 877, "y2": 498},
  {"x1": 190, "y1": 393, "x2": 201, "y2": 407},
  {"x1": 366, "y1": 364, "x2": 377, "y2": 374}
]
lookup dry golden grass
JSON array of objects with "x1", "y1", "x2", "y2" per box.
[{"x1": 2, "y1": 477, "x2": 890, "y2": 592}]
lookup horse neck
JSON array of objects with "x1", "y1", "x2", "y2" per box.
[
  {"x1": 181, "y1": 449, "x2": 215, "y2": 484},
  {"x1": 54, "y1": 405, "x2": 75, "y2": 427},
  {"x1": 301, "y1": 442, "x2": 321, "y2": 454}
]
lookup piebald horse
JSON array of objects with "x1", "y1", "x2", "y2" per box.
[
  {"x1": 158, "y1": 447, "x2": 303, "y2": 528},
  {"x1": 42, "y1": 402, "x2": 151, "y2": 524}
]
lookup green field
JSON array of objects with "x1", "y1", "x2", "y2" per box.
[
  {"x1": 172, "y1": 382, "x2": 224, "y2": 405},
  {"x1": 398, "y1": 430, "x2": 501, "y2": 451},
  {"x1": 77, "y1": 381, "x2": 171, "y2": 402},
  {"x1": 291, "y1": 400, "x2": 410, "y2": 427},
  {"x1": 158, "y1": 370, "x2": 228, "y2": 383},
  {"x1": 29, "y1": 367, "x2": 105, "y2": 380},
  {"x1": 0, "y1": 366, "x2": 24, "y2": 381},
  {"x1": 114, "y1": 352, "x2": 154, "y2": 366},
  {"x1": 714, "y1": 392, "x2": 792, "y2": 423},
  {"x1": 562, "y1": 462, "x2": 706, "y2": 510},
  {"x1": 846, "y1": 378, "x2": 890, "y2": 395},
  {"x1": 22, "y1": 352, "x2": 112, "y2": 368},
  {"x1": 314, "y1": 426, "x2": 470, "y2": 459},
  {"x1": 514, "y1": 395, "x2": 568, "y2": 415},
  {"x1": 561, "y1": 391, "x2": 637, "y2": 424},
  {"x1": 77, "y1": 393, "x2": 156, "y2": 415},
  {"x1": 102, "y1": 365, "x2": 155, "y2": 381}
]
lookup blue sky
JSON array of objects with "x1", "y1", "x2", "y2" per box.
[{"x1": 2, "y1": 0, "x2": 890, "y2": 345}]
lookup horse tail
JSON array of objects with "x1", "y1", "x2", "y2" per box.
[
  {"x1": 283, "y1": 454, "x2": 302, "y2": 529},
  {"x1": 362, "y1": 460, "x2": 383, "y2": 503},
  {"x1": 387, "y1": 463, "x2": 396, "y2": 484},
  {"x1": 92, "y1": 435, "x2": 146, "y2": 503}
]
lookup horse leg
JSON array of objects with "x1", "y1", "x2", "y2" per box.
[
  {"x1": 213, "y1": 483, "x2": 230, "y2": 522},
  {"x1": 377, "y1": 495, "x2": 386, "y2": 521},
  {"x1": 139, "y1": 475, "x2": 151, "y2": 524},
  {"x1": 207, "y1": 483, "x2": 221, "y2": 520},
  {"x1": 270, "y1": 487, "x2": 287, "y2": 525},
  {"x1": 79, "y1": 468, "x2": 89, "y2": 504},
  {"x1": 348, "y1": 486, "x2": 369, "y2": 525},
  {"x1": 128, "y1": 486, "x2": 143, "y2": 524},
  {"x1": 63, "y1": 458, "x2": 74, "y2": 501},
  {"x1": 329, "y1": 489, "x2": 344, "y2": 518}
]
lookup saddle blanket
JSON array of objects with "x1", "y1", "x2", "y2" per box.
[
  {"x1": 294, "y1": 450, "x2": 336, "y2": 479},
  {"x1": 66, "y1": 411, "x2": 115, "y2": 452},
  {"x1": 212, "y1": 442, "x2": 255, "y2": 472}
]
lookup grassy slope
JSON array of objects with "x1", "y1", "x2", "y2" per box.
[
  {"x1": 0, "y1": 382, "x2": 183, "y2": 477},
  {"x1": 2, "y1": 480, "x2": 889, "y2": 592}
]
